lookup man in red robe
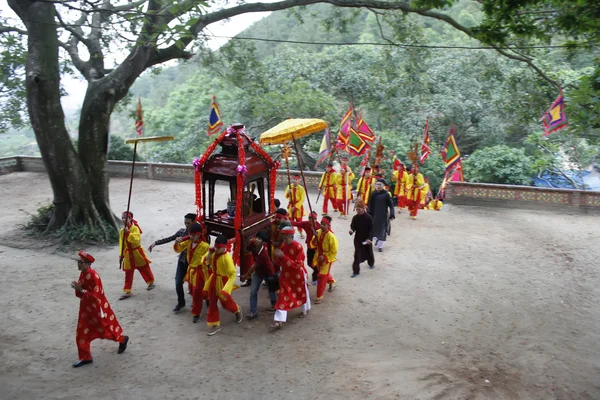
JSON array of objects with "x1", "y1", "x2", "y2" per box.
[
  {"x1": 270, "y1": 226, "x2": 311, "y2": 331},
  {"x1": 291, "y1": 211, "x2": 320, "y2": 285},
  {"x1": 71, "y1": 251, "x2": 129, "y2": 368}
]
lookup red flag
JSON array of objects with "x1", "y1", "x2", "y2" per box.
[
  {"x1": 339, "y1": 107, "x2": 352, "y2": 137},
  {"x1": 355, "y1": 117, "x2": 376, "y2": 142},
  {"x1": 135, "y1": 97, "x2": 144, "y2": 136},
  {"x1": 419, "y1": 118, "x2": 431, "y2": 164}
]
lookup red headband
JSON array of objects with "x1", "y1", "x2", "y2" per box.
[{"x1": 320, "y1": 218, "x2": 331, "y2": 226}]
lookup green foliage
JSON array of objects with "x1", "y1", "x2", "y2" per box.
[
  {"x1": 108, "y1": 135, "x2": 140, "y2": 161},
  {"x1": 464, "y1": 145, "x2": 533, "y2": 185},
  {"x1": 0, "y1": 30, "x2": 27, "y2": 132}
]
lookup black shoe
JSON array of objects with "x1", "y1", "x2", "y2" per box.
[
  {"x1": 173, "y1": 304, "x2": 185, "y2": 312},
  {"x1": 369, "y1": 264, "x2": 375, "y2": 269},
  {"x1": 193, "y1": 315, "x2": 200, "y2": 323},
  {"x1": 117, "y1": 336, "x2": 129, "y2": 354},
  {"x1": 72, "y1": 359, "x2": 93, "y2": 368},
  {"x1": 378, "y1": 248, "x2": 383, "y2": 253},
  {"x1": 351, "y1": 273, "x2": 359, "y2": 278}
]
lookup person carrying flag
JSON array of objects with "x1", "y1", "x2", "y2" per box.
[
  {"x1": 119, "y1": 211, "x2": 155, "y2": 300},
  {"x1": 318, "y1": 163, "x2": 339, "y2": 215},
  {"x1": 355, "y1": 167, "x2": 374, "y2": 206},
  {"x1": 71, "y1": 251, "x2": 129, "y2": 368},
  {"x1": 336, "y1": 157, "x2": 355, "y2": 218},
  {"x1": 408, "y1": 166, "x2": 427, "y2": 219},
  {"x1": 284, "y1": 175, "x2": 306, "y2": 238}
]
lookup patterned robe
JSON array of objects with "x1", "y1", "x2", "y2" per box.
[
  {"x1": 75, "y1": 268, "x2": 124, "y2": 360},
  {"x1": 274, "y1": 240, "x2": 308, "y2": 311}
]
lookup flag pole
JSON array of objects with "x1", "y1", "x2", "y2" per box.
[
  {"x1": 291, "y1": 134, "x2": 316, "y2": 237},
  {"x1": 119, "y1": 141, "x2": 138, "y2": 269}
]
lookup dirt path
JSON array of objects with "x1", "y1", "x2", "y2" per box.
[{"x1": 0, "y1": 172, "x2": 599, "y2": 400}]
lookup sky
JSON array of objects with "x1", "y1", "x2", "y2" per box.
[{"x1": 1, "y1": 2, "x2": 271, "y2": 113}]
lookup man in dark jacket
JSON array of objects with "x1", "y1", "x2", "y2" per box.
[
  {"x1": 149, "y1": 213, "x2": 197, "y2": 312},
  {"x1": 368, "y1": 179, "x2": 395, "y2": 252},
  {"x1": 349, "y1": 199, "x2": 374, "y2": 277}
]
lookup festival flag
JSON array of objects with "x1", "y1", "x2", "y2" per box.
[
  {"x1": 392, "y1": 154, "x2": 402, "y2": 170},
  {"x1": 541, "y1": 91, "x2": 568, "y2": 136},
  {"x1": 355, "y1": 117, "x2": 376, "y2": 142},
  {"x1": 419, "y1": 117, "x2": 431, "y2": 163},
  {"x1": 315, "y1": 127, "x2": 331, "y2": 168},
  {"x1": 135, "y1": 97, "x2": 144, "y2": 136},
  {"x1": 347, "y1": 128, "x2": 368, "y2": 156},
  {"x1": 441, "y1": 124, "x2": 461, "y2": 170},
  {"x1": 339, "y1": 107, "x2": 353, "y2": 137},
  {"x1": 208, "y1": 95, "x2": 224, "y2": 136},
  {"x1": 360, "y1": 148, "x2": 371, "y2": 167}
]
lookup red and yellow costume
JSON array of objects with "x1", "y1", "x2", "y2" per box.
[
  {"x1": 336, "y1": 165, "x2": 355, "y2": 216},
  {"x1": 319, "y1": 168, "x2": 339, "y2": 214},
  {"x1": 311, "y1": 224, "x2": 338, "y2": 301},
  {"x1": 393, "y1": 166, "x2": 408, "y2": 208},
  {"x1": 285, "y1": 182, "x2": 306, "y2": 231},
  {"x1": 426, "y1": 199, "x2": 443, "y2": 211},
  {"x1": 202, "y1": 248, "x2": 240, "y2": 327},
  {"x1": 273, "y1": 239, "x2": 308, "y2": 312},
  {"x1": 75, "y1": 267, "x2": 126, "y2": 361},
  {"x1": 356, "y1": 174, "x2": 373, "y2": 206},
  {"x1": 119, "y1": 223, "x2": 154, "y2": 292},
  {"x1": 408, "y1": 171, "x2": 426, "y2": 218},
  {"x1": 174, "y1": 238, "x2": 210, "y2": 317}
]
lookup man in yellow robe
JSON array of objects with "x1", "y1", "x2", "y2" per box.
[
  {"x1": 119, "y1": 211, "x2": 155, "y2": 300},
  {"x1": 355, "y1": 167, "x2": 374, "y2": 206},
  {"x1": 336, "y1": 157, "x2": 355, "y2": 218},
  {"x1": 202, "y1": 235, "x2": 243, "y2": 336},
  {"x1": 392, "y1": 163, "x2": 408, "y2": 210},
  {"x1": 318, "y1": 163, "x2": 339, "y2": 215},
  {"x1": 285, "y1": 174, "x2": 306, "y2": 238},
  {"x1": 408, "y1": 167, "x2": 426, "y2": 219},
  {"x1": 173, "y1": 223, "x2": 210, "y2": 323},
  {"x1": 310, "y1": 216, "x2": 338, "y2": 303}
]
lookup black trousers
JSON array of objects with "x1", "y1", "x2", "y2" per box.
[
  {"x1": 307, "y1": 248, "x2": 318, "y2": 282},
  {"x1": 352, "y1": 243, "x2": 374, "y2": 274},
  {"x1": 175, "y1": 257, "x2": 189, "y2": 306}
]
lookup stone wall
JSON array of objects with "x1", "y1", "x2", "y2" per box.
[
  {"x1": 446, "y1": 181, "x2": 600, "y2": 213},
  {"x1": 0, "y1": 156, "x2": 323, "y2": 188}
]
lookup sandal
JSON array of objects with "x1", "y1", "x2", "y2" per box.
[
  {"x1": 315, "y1": 299, "x2": 322, "y2": 304},
  {"x1": 298, "y1": 312, "x2": 308, "y2": 318},
  {"x1": 119, "y1": 294, "x2": 133, "y2": 300},
  {"x1": 247, "y1": 313, "x2": 258, "y2": 320},
  {"x1": 328, "y1": 284, "x2": 336, "y2": 292}
]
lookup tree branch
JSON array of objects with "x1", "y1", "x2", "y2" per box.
[{"x1": 0, "y1": 25, "x2": 27, "y2": 35}]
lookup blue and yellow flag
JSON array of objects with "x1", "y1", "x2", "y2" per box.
[
  {"x1": 541, "y1": 91, "x2": 568, "y2": 136},
  {"x1": 208, "y1": 95, "x2": 224, "y2": 136}
]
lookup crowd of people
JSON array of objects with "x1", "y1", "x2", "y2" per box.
[{"x1": 69, "y1": 159, "x2": 442, "y2": 368}]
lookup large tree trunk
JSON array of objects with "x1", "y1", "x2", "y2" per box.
[
  {"x1": 78, "y1": 48, "x2": 154, "y2": 224},
  {"x1": 8, "y1": 0, "x2": 112, "y2": 235}
]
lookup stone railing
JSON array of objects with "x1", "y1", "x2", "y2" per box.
[
  {"x1": 0, "y1": 156, "x2": 323, "y2": 188},
  {"x1": 446, "y1": 181, "x2": 600, "y2": 213}
]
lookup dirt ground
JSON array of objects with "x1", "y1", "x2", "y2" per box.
[{"x1": 0, "y1": 172, "x2": 599, "y2": 400}]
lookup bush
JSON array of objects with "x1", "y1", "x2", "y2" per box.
[{"x1": 464, "y1": 145, "x2": 532, "y2": 185}]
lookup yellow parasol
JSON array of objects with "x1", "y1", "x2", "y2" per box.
[
  {"x1": 259, "y1": 118, "x2": 327, "y2": 233},
  {"x1": 125, "y1": 135, "x2": 174, "y2": 144},
  {"x1": 259, "y1": 118, "x2": 327, "y2": 145}
]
